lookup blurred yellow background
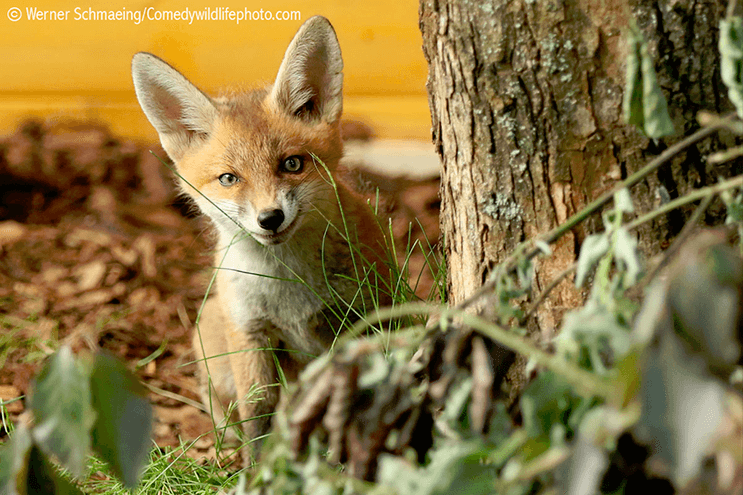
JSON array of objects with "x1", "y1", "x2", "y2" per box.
[{"x1": 1, "y1": 0, "x2": 431, "y2": 141}]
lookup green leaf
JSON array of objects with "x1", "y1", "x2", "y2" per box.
[
  {"x1": 666, "y1": 243, "x2": 743, "y2": 371},
  {"x1": 28, "y1": 346, "x2": 95, "y2": 477},
  {"x1": 613, "y1": 227, "x2": 641, "y2": 287},
  {"x1": 377, "y1": 441, "x2": 494, "y2": 495},
  {"x1": 225, "y1": 474, "x2": 249, "y2": 495},
  {"x1": 89, "y1": 351, "x2": 152, "y2": 489},
  {"x1": 575, "y1": 234, "x2": 610, "y2": 287},
  {"x1": 633, "y1": 238, "x2": 737, "y2": 485},
  {"x1": 358, "y1": 352, "x2": 390, "y2": 388},
  {"x1": 520, "y1": 370, "x2": 588, "y2": 441},
  {"x1": 623, "y1": 22, "x2": 675, "y2": 138},
  {"x1": 624, "y1": 24, "x2": 644, "y2": 129},
  {"x1": 720, "y1": 17, "x2": 743, "y2": 119},
  {"x1": 0, "y1": 427, "x2": 83, "y2": 495},
  {"x1": 613, "y1": 188, "x2": 634, "y2": 214},
  {"x1": 535, "y1": 240, "x2": 552, "y2": 256},
  {"x1": 27, "y1": 444, "x2": 84, "y2": 495},
  {"x1": 638, "y1": 336, "x2": 727, "y2": 485},
  {"x1": 612, "y1": 351, "x2": 643, "y2": 408},
  {"x1": 640, "y1": 41, "x2": 675, "y2": 138},
  {"x1": 565, "y1": 417, "x2": 609, "y2": 495},
  {"x1": 725, "y1": 197, "x2": 743, "y2": 224},
  {"x1": 0, "y1": 425, "x2": 33, "y2": 495},
  {"x1": 557, "y1": 300, "x2": 631, "y2": 373},
  {"x1": 440, "y1": 377, "x2": 473, "y2": 429},
  {"x1": 516, "y1": 259, "x2": 533, "y2": 291}
]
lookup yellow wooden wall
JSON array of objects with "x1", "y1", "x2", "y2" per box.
[{"x1": 1, "y1": 1, "x2": 431, "y2": 141}]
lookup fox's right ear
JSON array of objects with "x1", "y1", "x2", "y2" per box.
[
  {"x1": 131, "y1": 53, "x2": 217, "y2": 161},
  {"x1": 270, "y1": 16, "x2": 343, "y2": 124}
]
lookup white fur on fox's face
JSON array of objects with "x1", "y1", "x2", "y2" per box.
[{"x1": 192, "y1": 183, "x2": 304, "y2": 246}]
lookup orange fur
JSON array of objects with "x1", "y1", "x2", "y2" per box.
[{"x1": 133, "y1": 16, "x2": 391, "y2": 463}]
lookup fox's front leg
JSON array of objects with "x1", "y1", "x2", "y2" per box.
[
  {"x1": 191, "y1": 297, "x2": 240, "y2": 441},
  {"x1": 225, "y1": 319, "x2": 280, "y2": 463}
]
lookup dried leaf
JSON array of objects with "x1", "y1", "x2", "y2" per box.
[
  {"x1": 73, "y1": 260, "x2": 107, "y2": 292},
  {"x1": 322, "y1": 362, "x2": 359, "y2": 463},
  {"x1": 289, "y1": 367, "x2": 334, "y2": 454},
  {"x1": 469, "y1": 336, "x2": 494, "y2": 434}
]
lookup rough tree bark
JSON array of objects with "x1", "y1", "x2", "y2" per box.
[{"x1": 419, "y1": 0, "x2": 732, "y2": 346}]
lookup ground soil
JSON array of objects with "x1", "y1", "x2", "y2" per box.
[{"x1": 0, "y1": 119, "x2": 440, "y2": 465}]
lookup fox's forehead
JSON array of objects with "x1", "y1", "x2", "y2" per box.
[
  {"x1": 215, "y1": 88, "x2": 269, "y2": 121},
  {"x1": 211, "y1": 90, "x2": 341, "y2": 165}
]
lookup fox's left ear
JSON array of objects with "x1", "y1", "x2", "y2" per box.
[{"x1": 270, "y1": 16, "x2": 343, "y2": 124}]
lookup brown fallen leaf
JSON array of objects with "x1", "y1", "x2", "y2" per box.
[
  {"x1": 0, "y1": 384, "x2": 23, "y2": 414},
  {"x1": 133, "y1": 235, "x2": 158, "y2": 278},
  {"x1": 55, "y1": 282, "x2": 127, "y2": 311},
  {"x1": 74, "y1": 260, "x2": 108, "y2": 292},
  {"x1": 0, "y1": 220, "x2": 27, "y2": 247}
]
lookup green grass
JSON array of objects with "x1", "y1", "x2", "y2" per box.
[
  {"x1": 0, "y1": 314, "x2": 60, "y2": 368},
  {"x1": 74, "y1": 442, "x2": 241, "y2": 494}
]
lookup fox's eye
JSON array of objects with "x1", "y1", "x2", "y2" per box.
[
  {"x1": 218, "y1": 173, "x2": 238, "y2": 187},
  {"x1": 281, "y1": 156, "x2": 304, "y2": 173}
]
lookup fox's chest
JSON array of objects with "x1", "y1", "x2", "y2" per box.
[{"x1": 218, "y1": 241, "x2": 343, "y2": 354}]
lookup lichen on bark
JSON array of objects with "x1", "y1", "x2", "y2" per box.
[{"x1": 420, "y1": 0, "x2": 733, "y2": 341}]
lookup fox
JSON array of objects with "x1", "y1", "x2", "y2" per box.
[{"x1": 131, "y1": 16, "x2": 392, "y2": 460}]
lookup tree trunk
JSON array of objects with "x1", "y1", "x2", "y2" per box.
[{"x1": 419, "y1": 0, "x2": 730, "y2": 342}]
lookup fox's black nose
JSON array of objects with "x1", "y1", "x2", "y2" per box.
[{"x1": 257, "y1": 208, "x2": 285, "y2": 232}]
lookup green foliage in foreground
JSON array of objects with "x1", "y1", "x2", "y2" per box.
[
  {"x1": 0, "y1": 349, "x2": 153, "y2": 494},
  {"x1": 227, "y1": 188, "x2": 741, "y2": 495}
]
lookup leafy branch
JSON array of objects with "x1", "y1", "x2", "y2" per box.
[{"x1": 0, "y1": 347, "x2": 152, "y2": 494}]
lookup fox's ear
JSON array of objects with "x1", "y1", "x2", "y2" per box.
[
  {"x1": 131, "y1": 53, "x2": 217, "y2": 161},
  {"x1": 270, "y1": 16, "x2": 343, "y2": 124}
]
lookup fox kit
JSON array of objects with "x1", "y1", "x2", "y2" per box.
[{"x1": 132, "y1": 16, "x2": 391, "y2": 458}]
